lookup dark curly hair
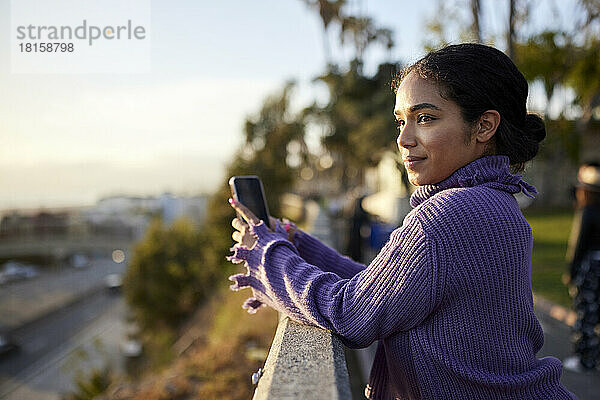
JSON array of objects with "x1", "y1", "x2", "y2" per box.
[{"x1": 392, "y1": 43, "x2": 545, "y2": 172}]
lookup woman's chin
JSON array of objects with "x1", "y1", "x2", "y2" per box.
[
  {"x1": 408, "y1": 176, "x2": 422, "y2": 186},
  {"x1": 407, "y1": 171, "x2": 426, "y2": 186}
]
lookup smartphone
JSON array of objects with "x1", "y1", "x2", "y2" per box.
[{"x1": 229, "y1": 176, "x2": 271, "y2": 224}]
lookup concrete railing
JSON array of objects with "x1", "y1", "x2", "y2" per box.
[{"x1": 252, "y1": 313, "x2": 352, "y2": 400}]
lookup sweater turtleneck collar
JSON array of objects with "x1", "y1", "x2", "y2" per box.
[{"x1": 409, "y1": 155, "x2": 537, "y2": 208}]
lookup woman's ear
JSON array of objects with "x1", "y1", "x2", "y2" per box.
[{"x1": 474, "y1": 110, "x2": 500, "y2": 143}]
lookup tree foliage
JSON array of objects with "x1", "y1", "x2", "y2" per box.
[
  {"x1": 301, "y1": 0, "x2": 345, "y2": 64},
  {"x1": 306, "y1": 62, "x2": 399, "y2": 186},
  {"x1": 302, "y1": 0, "x2": 393, "y2": 71},
  {"x1": 516, "y1": 32, "x2": 574, "y2": 101},
  {"x1": 515, "y1": 27, "x2": 599, "y2": 164},
  {"x1": 339, "y1": 16, "x2": 394, "y2": 70},
  {"x1": 423, "y1": 0, "x2": 485, "y2": 51},
  {"x1": 240, "y1": 82, "x2": 307, "y2": 216},
  {"x1": 124, "y1": 218, "x2": 213, "y2": 329},
  {"x1": 566, "y1": 39, "x2": 600, "y2": 122},
  {"x1": 64, "y1": 367, "x2": 113, "y2": 400}
]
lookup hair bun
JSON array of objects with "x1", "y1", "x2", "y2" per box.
[{"x1": 524, "y1": 113, "x2": 546, "y2": 143}]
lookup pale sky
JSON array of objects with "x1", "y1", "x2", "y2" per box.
[{"x1": 0, "y1": 0, "x2": 580, "y2": 210}]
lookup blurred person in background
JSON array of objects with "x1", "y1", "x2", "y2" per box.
[
  {"x1": 564, "y1": 162, "x2": 600, "y2": 372},
  {"x1": 345, "y1": 194, "x2": 372, "y2": 263},
  {"x1": 227, "y1": 44, "x2": 576, "y2": 399}
]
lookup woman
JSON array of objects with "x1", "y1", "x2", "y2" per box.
[
  {"x1": 564, "y1": 163, "x2": 600, "y2": 372},
  {"x1": 227, "y1": 43, "x2": 576, "y2": 399}
]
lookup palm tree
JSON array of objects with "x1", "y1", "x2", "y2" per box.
[
  {"x1": 302, "y1": 0, "x2": 346, "y2": 66},
  {"x1": 471, "y1": 0, "x2": 482, "y2": 43}
]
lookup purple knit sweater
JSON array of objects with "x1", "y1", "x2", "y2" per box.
[{"x1": 228, "y1": 155, "x2": 577, "y2": 400}]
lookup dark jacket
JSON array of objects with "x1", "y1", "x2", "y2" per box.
[{"x1": 568, "y1": 204, "x2": 600, "y2": 278}]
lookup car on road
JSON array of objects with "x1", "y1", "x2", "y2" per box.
[
  {"x1": 0, "y1": 333, "x2": 19, "y2": 357},
  {"x1": 121, "y1": 314, "x2": 142, "y2": 357},
  {"x1": 104, "y1": 273, "x2": 123, "y2": 293},
  {"x1": 0, "y1": 261, "x2": 38, "y2": 284},
  {"x1": 120, "y1": 338, "x2": 143, "y2": 358},
  {"x1": 70, "y1": 253, "x2": 90, "y2": 268}
]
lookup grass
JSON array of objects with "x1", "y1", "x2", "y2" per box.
[
  {"x1": 105, "y1": 287, "x2": 279, "y2": 400},
  {"x1": 523, "y1": 207, "x2": 574, "y2": 308}
]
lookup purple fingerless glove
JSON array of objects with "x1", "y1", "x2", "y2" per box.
[
  {"x1": 274, "y1": 218, "x2": 300, "y2": 246},
  {"x1": 227, "y1": 220, "x2": 298, "y2": 313}
]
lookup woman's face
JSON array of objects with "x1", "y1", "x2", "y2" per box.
[{"x1": 394, "y1": 72, "x2": 481, "y2": 186}]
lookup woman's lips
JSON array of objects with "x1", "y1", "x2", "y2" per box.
[{"x1": 403, "y1": 156, "x2": 426, "y2": 169}]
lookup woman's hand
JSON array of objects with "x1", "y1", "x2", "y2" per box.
[
  {"x1": 229, "y1": 198, "x2": 298, "y2": 247},
  {"x1": 227, "y1": 199, "x2": 298, "y2": 314},
  {"x1": 229, "y1": 199, "x2": 261, "y2": 249}
]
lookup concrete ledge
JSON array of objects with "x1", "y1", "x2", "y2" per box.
[{"x1": 253, "y1": 314, "x2": 351, "y2": 400}]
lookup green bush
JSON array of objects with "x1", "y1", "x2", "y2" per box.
[
  {"x1": 124, "y1": 217, "x2": 216, "y2": 330},
  {"x1": 63, "y1": 367, "x2": 112, "y2": 400}
]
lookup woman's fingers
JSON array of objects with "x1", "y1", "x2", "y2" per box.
[
  {"x1": 229, "y1": 199, "x2": 260, "y2": 225},
  {"x1": 231, "y1": 217, "x2": 247, "y2": 231},
  {"x1": 232, "y1": 230, "x2": 242, "y2": 243}
]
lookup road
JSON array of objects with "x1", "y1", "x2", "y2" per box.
[
  {"x1": 0, "y1": 290, "x2": 126, "y2": 399},
  {"x1": 0, "y1": 258, "x2": 129, "y2": 399},
  {"x1": 0, "y1": 259, "x2": 125, "y2": 330}
]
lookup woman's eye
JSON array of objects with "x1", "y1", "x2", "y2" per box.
[
  {"x1": 395, "y1": 119, "x2": 405, "y2": 130},
  {"x1": 417, "y1": 115, "x2": 435, "y2": 123}
]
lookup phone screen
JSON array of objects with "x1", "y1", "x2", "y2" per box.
[{"x1": 230, "y1": 176, "x2": 270, "y2": 224}]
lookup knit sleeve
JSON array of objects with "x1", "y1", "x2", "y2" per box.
[
  {"x1": 293, "y1": 229, "x2": 366, "y2": 279},
  {"x1": 228, "y1": 214, "x2": 441, "y2": 348}
]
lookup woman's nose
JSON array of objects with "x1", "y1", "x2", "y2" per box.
[{"x1": 397, "y1": 124, "x2": 416, "y2": 149}]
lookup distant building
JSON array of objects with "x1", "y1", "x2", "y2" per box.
[
  {"x1": 0, "y1": 193, "x2": 208, "y2": 242},
  {"x1": 157, "y1": 193, "x2": 207, "y2": 227}
]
